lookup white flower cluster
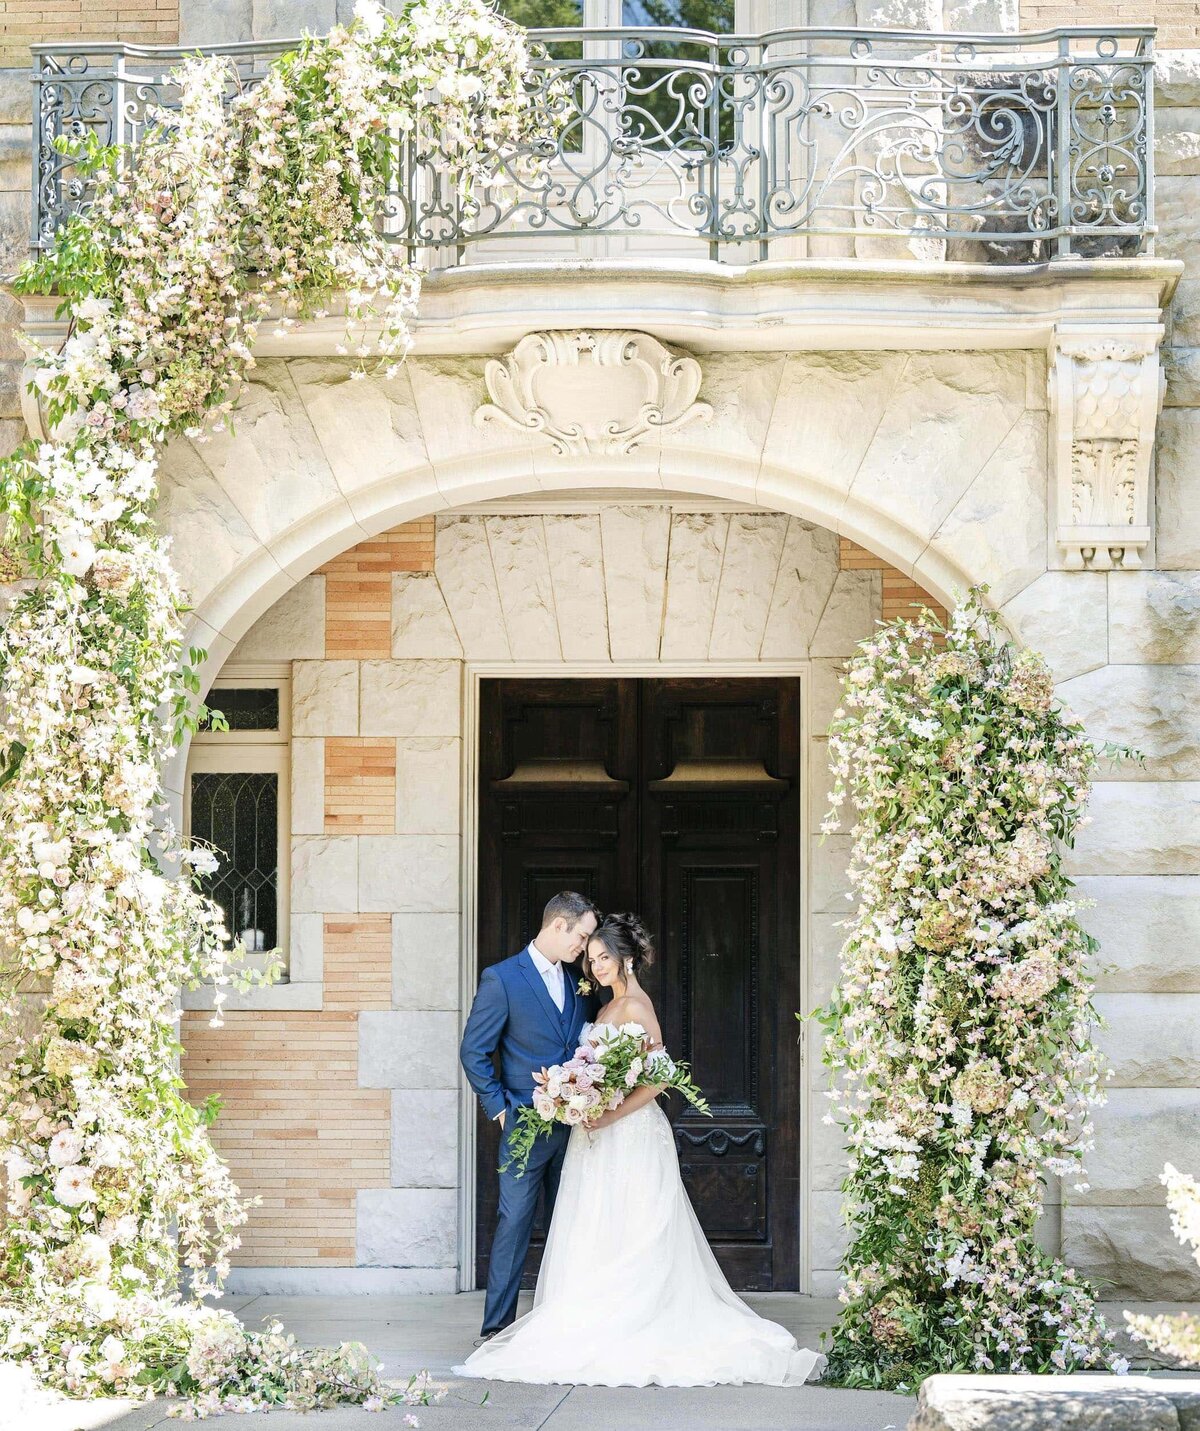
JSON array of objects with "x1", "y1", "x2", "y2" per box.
[
  {"x1": 817, "y1": 593, "x2": 1120, "y2": 1388},
  {"x1": 0, "y1": 0, "x2": 547, "y2": 1411},
  {"x1": 1125, "y1": 1163, "x2": 1200, "y2": 1367}
]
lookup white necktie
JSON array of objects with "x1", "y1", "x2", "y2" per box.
[{"x1": 545, "y1": 962, "x2": 564, "y2": 1012}]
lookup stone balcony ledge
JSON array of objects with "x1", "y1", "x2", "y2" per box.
[{"x1": 15, "y1": 256, "x2": 1184, "y2": 359}]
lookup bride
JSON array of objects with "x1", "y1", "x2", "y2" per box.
[{"x1": 454, "y1": 913, "x2": 825, "y2": 1388}]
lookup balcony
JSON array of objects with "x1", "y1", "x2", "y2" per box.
[{"x1": 32, "y1": 24, "x2": 1154, "y2": 267}]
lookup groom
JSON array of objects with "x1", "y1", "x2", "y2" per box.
[{"x1": 460, "y1": 890, "x2": 600, "y2": 1340}]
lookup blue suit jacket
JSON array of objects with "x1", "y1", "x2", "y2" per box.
[{"x1": 460, "y1": 948, "x2": 591, "y2": 1122}]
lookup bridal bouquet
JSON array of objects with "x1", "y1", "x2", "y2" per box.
[{"x1": 503, "y1": 1022, "x2": 709, "y2": 1176}]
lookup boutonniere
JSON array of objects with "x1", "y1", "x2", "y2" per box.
[{"x1": 577, "y1": 977, "x2": 593, "y2": 996}]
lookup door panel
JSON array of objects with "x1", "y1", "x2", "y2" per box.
[{"x1": 475, "y1": 676, "x2": 801, "y2": 1291}]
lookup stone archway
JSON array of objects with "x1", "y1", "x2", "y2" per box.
[{"x1": 157, "y1": 346, "x2": 1053, "y2": 696}]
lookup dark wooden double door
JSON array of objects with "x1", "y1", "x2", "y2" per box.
[{"x1": 476, "y1": 677, "x2": 802, "y2": 1292}]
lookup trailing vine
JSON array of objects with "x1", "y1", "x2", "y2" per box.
[
  {"x1": 0, "y1": 0, "x2": 546, "y2": 1411},
  {"x1": 816, "y1": 595, "x2": 1126, "y2": 1390}
]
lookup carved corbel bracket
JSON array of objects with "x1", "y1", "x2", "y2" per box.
[
  {"x1": 474, "y1": 329, "x2": 711, "y2": 456},
  {"x1": 1048, "y1": 329, "x2": 1165, "y2": 571}
]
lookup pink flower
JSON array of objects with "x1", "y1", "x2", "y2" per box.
[{"x1": 563, "y1": 1105, "x2": 585, "y2": 1125}]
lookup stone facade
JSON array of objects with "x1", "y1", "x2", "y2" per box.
[
  {"x1": 1, "y1": 0, "x2": 1199, "y2": 1305},
  {"x1": 181, "y1": 507, "x2": 942, "y2": 1292}
]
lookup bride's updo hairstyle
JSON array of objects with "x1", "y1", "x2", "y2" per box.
[{"x1": 589, "y1": 912, "x2": 655, "y2": 977}]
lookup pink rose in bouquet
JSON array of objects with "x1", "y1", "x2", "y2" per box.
[{"x1": 502, "y1": 1022, "x2": 709, "y2": 1175}]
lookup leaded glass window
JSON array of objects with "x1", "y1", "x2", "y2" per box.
[
  {"x1": 187, "y1": 673, "x2": 290, "y2": 973},
  {"x1": 189, "y1": 771, "x2": 279, "y2": 951}
]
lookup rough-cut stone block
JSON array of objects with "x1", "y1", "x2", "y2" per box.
[
  {"x1": 709, "y1": 514, "x2": 789, "y2": 658},
  {"x1": 391, "y1": 572, "x2": 462, "y2": 659},
  {"x1": 762, "y1": 352, "x2": 906, "y2": 499},
  {"x1": 232, "y1": 575, "x2": 325, "y2": 661},
  {"x1": 393, "y1": 911, "x2": 460, "y2": 1011},
  {"x1": 662, "y1": 352, "x2": 784, "y2": 470},
  {"x1": 1094, "y1": 993, "x2": 1200, "y2": 1087},
  {"x1": 810, "y1": 659, "x2": 849, "y2": 738},
  {"x1": 909, "y1": 1374, "x2": 1181, "y2": 1431},
  {"x1": 358, "y1": 1010, "x2": 460, "y2": 1088},
  {"x1": 356, "y1": 1188, "x2": 457, "y2": 1267},
  {"x1": 358, "y1": 835, "x2": 459, "y2": 913},
  {"x1": 1157, "y1": 410, "x2": 1200, "y2": 569},
  {"x1": 1056, "y1": 666, "x2": 1200, "y2": 779},
  {"x1": 850, "y1": 352, "x2": 1027, "y2": 542},
  {"x1": 290, "y1": 738, "x2": 325, "y2": 835},
  {"x1": 809, "y1": 1189, "x2": 848, "y2": 1269},
  {"x1": 0, "y1": 70, "x2": 32, "y2": 124},
  {"x1": 253, "y1": 0, "x2": 335, "y2": 39},
  {"x1": 182, "y1": 0, "x2": 252, "y2": 42},
  {"x1": 409, "y1": 356, "x2": 536, "y2": 486},
  {"x1": 1063, "y1": 1205, "x2": 1200, "y2": 1298},
  {"x1": 1077, "y1": 876, "x2": 1200, "y2": 991},
  {"x1": 193, "y1": 362, "x2": 347, "y2": 551},
  {"x1": 433, "y1": 517, "x2": 511, "y2": 659},
  {"x1": 810, "y1": 835, "x2": 853, "y2": 915},
  {"x1": 600, "y1": 506, "x2": 670, "y2": 659},
  {"x1": 359, "y1": 660, "x2": 460, "y2": 739},
  {"x1": 1000, "y1": 573, "x2": 1108, "y2": 683},
  {"x1": 290, "y1": 360, "x2": 427, "y2": 501},
  {"x1": 926, "y1": 411, "x2": 1049, "y2": 608},
  {"x1": 1155, "y1": 176, "x2": 1200, "y2": 264},
  {"x1": 1067, "y1": 783, "x2": 1200, "y2": 877},
  {"x1": 1165, "y1": 346, "x2": 1200, "y2": 407},
  {"x1": 1156, "y1": 109, "x2": 1200, "y2": 176},
  {"x1": 156, "y1": 438, "x2": 266, "y2": 613},
  {"x1": 810, "y1": 569, "x2": 879, "y2": 659},
  {"x1": 292, "y1": 660, "x2": 359, "y2": 737},
  {"x1": 1171, "y1": 280, "x2": 1200, "y2": 349},
  {"x1": 809, "y1": 1109, "x2": 849, "y2": 1193},
  {"x1": 810, "y1": 911, "x2": 847, "y2": 1002},
  {"x1": 395, "y1": 739, "x2": 460, "y2": 836},
  {"x1": 544, "y1": 514, "x2": 610, "y2": 661},
  {"x1": 760, "y1": 519, "x2": 841, "y2": 659},
  {"x1": 1157, "y1": 50, "x2": 1200, "y2": 106},
  {"x1": 1109, "y1": 572, "x2": 1200, "y2": 665},
  {"x1": 1083, "y1": 1089, "x2": 1200, "y2": 1206},
  {"x1": 486, "y1": 515, "x2": 560, "y2": 660},
  {"x1": 391, "y1": 1091, "x2": 458, "y2": 1188},
  {"x1": 290, "y1": 836, "x2": 358, "y2": 914},
  {"x1": 660, "y1": 512, "x2": 727, "y2": 659}
]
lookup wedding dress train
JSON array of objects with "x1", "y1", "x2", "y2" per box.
[{"x1": 455, "y1": 1095, "x2": 825, "y2": 1388}]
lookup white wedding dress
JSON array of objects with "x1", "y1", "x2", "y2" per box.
[{"x1": 455, "y1": 1030, "x2": 824, "y2": 1389}]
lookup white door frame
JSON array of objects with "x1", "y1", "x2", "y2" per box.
[{"x1": 456, "y1": 657, "x2": 819, "y2": 1293}]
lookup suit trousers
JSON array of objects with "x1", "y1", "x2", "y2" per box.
[{"x1": 482, "y1": 1118, "x2": 570, "y2": 1335}]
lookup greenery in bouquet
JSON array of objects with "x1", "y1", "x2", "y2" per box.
[
  {"x1": 503, "y1": 1022, "x2": 710, "y2": 1176},
  {"x1": 815, "y1": 591, "x2": 1130, "y2": 1390}
]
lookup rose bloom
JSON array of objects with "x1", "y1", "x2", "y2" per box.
[{"x1": 49, "y1": 1128, "x2": 85, "y2": 1166}]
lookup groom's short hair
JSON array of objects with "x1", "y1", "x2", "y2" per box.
[{"x1": 541, "y1": 890, "x2": 599, "y2": 930}]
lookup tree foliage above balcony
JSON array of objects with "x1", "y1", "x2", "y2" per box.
[
  {"x1": 816, "y1": 597, "x2": 1124, "y2": 1389},
  {"x1": 0, "y1": 0, "x2": 546, "y2": 1412}
]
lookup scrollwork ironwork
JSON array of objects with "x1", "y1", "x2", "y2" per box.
[{"x1": 30, "y1": 26, "x2": 1153, "y2": 263}]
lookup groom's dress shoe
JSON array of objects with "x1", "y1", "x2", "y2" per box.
[{"x1": 474, "y1": 1331, "x2": 501, "y2": 1347}]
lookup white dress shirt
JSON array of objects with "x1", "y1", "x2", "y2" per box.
[{"x1": 528, "y1": 940, "x2": 566, "y2": 1012}]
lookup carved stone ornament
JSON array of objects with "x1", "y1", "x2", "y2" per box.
[
  {"x1": 474, "y1": 330, "x2": 712, "y2": 456},
  {"x1": 1048, "y1": 330, "x2": 1165, "y2": 571}
]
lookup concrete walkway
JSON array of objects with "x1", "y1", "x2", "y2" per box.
[{"x1": 16, "y1": 1294, "x2": 1194, "y2": 1431}]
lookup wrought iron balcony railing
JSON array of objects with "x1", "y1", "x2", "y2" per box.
[{"x1": 32, "y1": 25, "x2": 1154, "y2": 266}]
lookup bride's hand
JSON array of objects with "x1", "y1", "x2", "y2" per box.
[{"x1": 587, "y1": 1108, "x2": 619, "y2": 1131}]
